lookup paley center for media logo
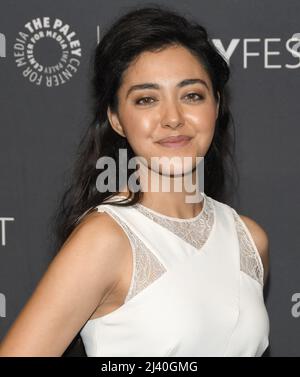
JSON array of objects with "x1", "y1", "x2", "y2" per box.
[
  {"x1": 2, "y1": 25, "x2": 300, "y2": 87},
  {"x1": 12, "y1": 17, "x2": 82, "y2": 87}
]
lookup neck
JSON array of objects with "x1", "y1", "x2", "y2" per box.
[{"x1": 118, "y1": 159, "x2": 204, "y2": 219}]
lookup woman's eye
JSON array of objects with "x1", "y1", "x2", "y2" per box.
[
  {"x1": 185, "y1": 93, "x2": 204, "y2": 102},
  {"x1": 135, "y1": 97, "x2": 155, "y2": 105},
  {"x1": 135, "y1": 93, "x2": 204, "y2": 106}
]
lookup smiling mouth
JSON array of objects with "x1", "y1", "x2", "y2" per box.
[{"x1": 157, "y1": 136, "x2": 192, "y2": 148}]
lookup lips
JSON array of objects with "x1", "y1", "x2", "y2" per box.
[{"x1": 157, "y1": 135, "x2": 192, "y2": 143}]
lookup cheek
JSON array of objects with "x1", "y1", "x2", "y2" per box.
[
  {"x1": 186, "y1": 106, "x2": 217, "y2": 154},
  {"x1": 119, "y1": 113, "x2": 155, "y2": 159},
  {"x1": 122, "y1": 110, "x2": 155, "y2": 144},
  {"x1": 187, "y1": 104, "x2": 217, "y2": 132}
]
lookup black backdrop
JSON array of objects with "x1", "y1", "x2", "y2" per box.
[{"x1": 1, "y1": 0, "x2": 300, "y2": 356}]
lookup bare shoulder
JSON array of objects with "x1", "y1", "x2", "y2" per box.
[
  {"x1": 238, "y1": 214, "x2": 270, "y2": 283},
  {"x1": 54, "y1": 208, "x2": 130, "y2": 305},
  {"x1": 0, "y1": 208, "x2": 128, "y2": 356},
  {"x1": 59, "y1": 208, "x2": 128, "y2": 285},
  {"x1": 69, "y1": 208, "x2": 127, "y2": 256}
]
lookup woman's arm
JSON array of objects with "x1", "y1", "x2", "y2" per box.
[{"x1": 0, "y1": 211, "x2": 125, "y2": 356}]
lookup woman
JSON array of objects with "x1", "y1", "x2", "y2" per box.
[{"x1": 0, "y1": 5, "x2": 270, "y2": 356}]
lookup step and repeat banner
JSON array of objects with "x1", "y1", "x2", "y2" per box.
[{"x1": 0, "y1": 0, "x2": 299, "y2": 356}]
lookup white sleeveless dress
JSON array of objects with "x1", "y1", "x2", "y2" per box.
[{"x1": 79, "y1": 192, "x2": 269, "y2": 357}]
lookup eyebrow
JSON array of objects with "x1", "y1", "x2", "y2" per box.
[{"x1": 125, "y1": 78, "x2": 209, "y2": 98}]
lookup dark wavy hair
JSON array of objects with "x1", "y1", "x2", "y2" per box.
[{"x1": 51, "y1": 3, "x2": 239, "y2": 356}]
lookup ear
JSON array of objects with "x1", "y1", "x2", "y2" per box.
[{"x1": 107, "y1": 106, "x2": 126, "y2": 138}]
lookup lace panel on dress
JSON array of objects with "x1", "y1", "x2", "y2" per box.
[
  {"x1": 95, "y1": 194, "x2": 263, "y2": 309},
  {"x1": 96, "y1": 196, "x2": 215, "y2": 304},
  {"x1": 132, "y1": 195, "x2": 215, "y2": 250},
  {"x1": 231, "y1": 209, "x2": 264, "y2": 286},
  {"x1": 96, "y1": 207, "x2": 167, "y2": 303}
]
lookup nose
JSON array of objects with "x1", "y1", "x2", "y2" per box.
[{"x1": 161, "y1": 99, "x2": 184, "y2": 129}]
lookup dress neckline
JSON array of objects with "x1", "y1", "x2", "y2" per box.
[{"x1": 112, "y1": 193, "x2": 207, "y2": 223}]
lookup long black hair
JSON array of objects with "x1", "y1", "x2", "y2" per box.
[
  {"x1": 53, "y1": 4, "x2": 238, "y2": 253},
  {"x1": 51, "y1": 3, "x2": 239, "y2": 356}
]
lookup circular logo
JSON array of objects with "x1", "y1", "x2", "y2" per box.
[{"x1": 13, "y1": 17, "x2": 82, "y2": 87}]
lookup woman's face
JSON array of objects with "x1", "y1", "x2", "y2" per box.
[{"x1": 107, "y1": 44, "x2": 219, "y2": 175}]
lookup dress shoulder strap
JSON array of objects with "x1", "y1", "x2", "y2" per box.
[
  {"x1": 211, "y1": 197, "x2": 264, "y2": 286},
  {"x1": 95, "y1": 199, "x2": 168, "y2": 303}
]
